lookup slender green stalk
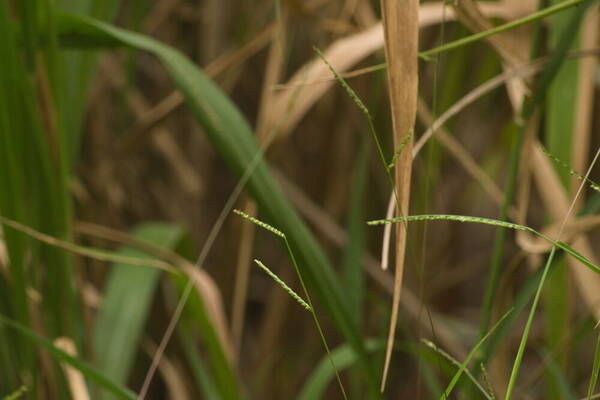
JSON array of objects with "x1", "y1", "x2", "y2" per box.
[
  {"x1": 235, "y1": 211, "x2": 349, "y2": 400},
  {"x1": 367, "y1": 214, "x2": 600, "y2": 274},
  {"x1": 480, "y1": 363, "x2": 496, "y2": 400},
  {"x1": 313, "y1": 47, "x2": 399, "y2": 203},
  {"x1": 427, "y1": 308, "x2": 513, "y2": 400},
  {"x1": 421, "y1": 340, "x2": 492, "y2": 399},
  {"x1": 419, "y1": 0, "x2": 592, "y2": 59},
  {"x1": 542, "y1": 146, "x2": 600, "y2": 192},
  {"x1": 587, "y1": 329, "x2": 600, "y2": 399},
  {"x1": 504, "y1": 248, "x2": 557, "y2": 400}
]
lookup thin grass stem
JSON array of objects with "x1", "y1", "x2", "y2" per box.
[
  {"x1": 421, "y1": 340, "x2": 493, "y2": 400},
  {"x1": 504, "y1": 248, "x2": 556, "y2": 399},
  {"x1": 587, "y1": 327, "x2": 600, "y2": 399},
  {"x1": 419, "y1": 0, "x2": 591, "y2": 60},
  {"x1": 235, "y1": 212, "x2": 349, "y2": 400},
  {"x1": 367, "y1": 214, "x2": 600, "y2": 275}
]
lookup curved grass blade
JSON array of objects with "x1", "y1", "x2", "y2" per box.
[
  {"x1": 435, "y1": 308, "x2": 513, "y2": 400},
  {"x1": 298, "y1": 340, "x2": 383, "y2": 400},
  {"x1": 505, "y1": 248, "x2": 557, "y2": 400},
  {"x1": 0, "y1": 315, "x2": 136, "y2": 400},
  {"x1": 0, "y1": 215, "x2": 179, "y2": 273},
  {"x1": 55, "y1": 13, "x2": 378, "y2": 395},
  {"x1": 421, "y1": 340, "x2": 492, "y2": 400},
  {"x1": 587, "y1": 329, "x2": 600, "y2": 399},
  {"x1": 170, "y1": 272, "x2": 241, "y2": 400},
  {"x1": 368, "y1": 214, "x2": 600, "y2": 274},
  {"x1": 419, "y1": 0, "x2": 593, "y2": 59},
  {"x1": 94, "y1": 223, "x2": 184, "y2": 397}
]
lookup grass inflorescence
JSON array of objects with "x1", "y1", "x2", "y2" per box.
[
  {"x1": 234, "y1": 210, "x2": 348, "y2": 400},
  {"x1": 541, "y1": 146, "x2": 600, "y2": 192},
  {"x1": 253, "y1": 259, "x2": 311, "y2": 311},
  {"x1": 233, "y1": 209, "x2": 285, "y2": 238},
  {"x1": 368, "y1": 214, "x2": 600, "y2": 275},
  {"x1": 387, "y1": 130, "x2": 413, "y2": 170},
  {"x1": 2, "y1": 386, "x2": 27, "y2": 400}
]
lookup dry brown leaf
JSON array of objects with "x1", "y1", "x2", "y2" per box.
[
  {"x1": 417, "y1": 97, "x2": 504, "y2": 205},
  {"x1": 54, "y1": 338, "x2": 90, "y2": 400},
  {"x1": 268, "y1": 2, "x2": 521, "y2": 140},
  {"x1": 571, "y1": 6, "x2": 599, "y2": 200},
  {"x1": 272, "y1": 169, "x2": 468, "y2": 359},
  {"x1": 143, "y1": 339, "x2": 191, "y2": 400},
  {"x1": 231, "y1": 9, "x2": 288, "y2": 355},
  {"x1": 379, "y1": 0, "x2": 419, "y2": 392},
  {"x1": 453, "y1": 0, "x2": 534, "y2": 111},
  {"x1": 531, "y1": 144, "x2": 600, "y2": 320},
  {"x1": 517, "y1": 214, "x2": 600, "y2": 253},
  {"x1": 186, "y1": 268, "x2": 236, "y2": 364},
  {"x1": 0, "y1": 231, "x2": 7, "y2": 272},
  {"x1": 0, "y1": 216, "x2": 177, "y2": 273}
]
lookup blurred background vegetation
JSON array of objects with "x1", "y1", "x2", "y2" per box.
[{"x1": 1, "y1": 0, "x2": 599, "y2": 399}]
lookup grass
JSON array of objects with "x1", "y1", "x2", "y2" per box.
[{"x1": 1, "y1": 0, "x2": 600, "y2": 399}]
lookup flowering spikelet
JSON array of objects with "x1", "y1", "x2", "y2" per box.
[
  {"x1": 254, "y1": 259, "x2": 311, "y2": 311},
  {"x1": 233, "y1": 209, "x2": 285, "y2": 238}
]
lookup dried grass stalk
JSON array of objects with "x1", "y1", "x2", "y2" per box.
[{"x1": 379, "y1": 0, "x2": 419, "y2": 392}]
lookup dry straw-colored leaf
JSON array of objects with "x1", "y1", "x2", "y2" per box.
[
  {"x1": 531, "y1": 144, "x2": 600, "y2": 320},
  {"x1": 143, "y1": 339, "x2": 191, "y2": 400},
  {"x1": 54, "y1": 337, "x2": 91, "y2": 400},
  {"x1": 272, "y1": 169, "x2": 468, "y2": 359},
  {"x1": 571, "y1": 6, "x2": 598, "y2": 201},
  {"x1": 267, "y1": 2, "x2": 522, "y2": 140},
  {"x1": 453, "y1": 0, "x2": 534, "y2": 109},
  {"x1": 232, "y1": 9, "x2": 288, "y2": 353},
  {"x1": 0, "y1": 216, "x2": 177, "y2": 273},
  {"x1": 187, "y1": 267, "x2": 236, "y2": 364},
  {"x1": 379, "y1": 0, "x2": 419, "y2": 392}
]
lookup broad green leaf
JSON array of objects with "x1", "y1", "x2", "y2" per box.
[
  {"x1": 298, "y1": 340, "x2": 383, "y2": 400},
  {"x1": 95, "y1": 223, "x2": 183, "y2": 393},
  {"x1": 0, "y1": 315, "x2": 136, "y2": 400},
  {"x1": 55, "y1": 13, "x2": 379, "y2": 395},
  {"x1": 171, "y1": 272, "x2": 242, "y2": 400}
]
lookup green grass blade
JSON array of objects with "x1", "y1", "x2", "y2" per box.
[
  {"x1": 437, "y1": 308, "x2": 513, "y2": 400},
  {"x1": 368, "y1": 214, "x2": 600, "y2": 274},
  {"x1": 539, "y1": 348, "x2": 578, "y2": 400},
  {"x1": 297, "y1": 340, "x2": 383, "y2": 400},
  {"x1": 421, "y1": 340, "x2": 493, "y2": 400},
  {"x1": 171, "y1": 273, "x2": 242, "y2": 400},
  {"x1": 94, "y1": 223, "x2": 184, "y2": 395},
  {"x1": 0, "y1": 314, "x2": 137, "y2": 400},
  {"x1": 57, "y1": 0, "x2": 122, "y2": 164},
  {"x1": 419, "y1": 0, "x2": 593, "y2": 59},
  {"x1": 481, "y1": 259, "x2": 556, "y2": 362},
  {"x1": 587, "y1": 329, "x2": 600, "y2": 399},
  {"x1": 178, "y1": 329, "x2": 222, "y2": 400},
  {"x1": 0, "y1": 2, "x2": 79, "y2": 393},
  {"x1": 55, "y1": 13, "x2": 379, "y2": 394},
  {"x1": 504, "y1": 248, "x2": 557, "y2": 400},
  {"x1": 342, "y1": 139, "x2": 368, "y2": 325},
  {"x1": 479, "y1": 0, "x2": 592, "y2": 344}
]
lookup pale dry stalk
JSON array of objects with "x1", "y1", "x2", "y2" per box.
[{"x1": 379, "y1": 0, "x2": 419, "y2": 392}]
